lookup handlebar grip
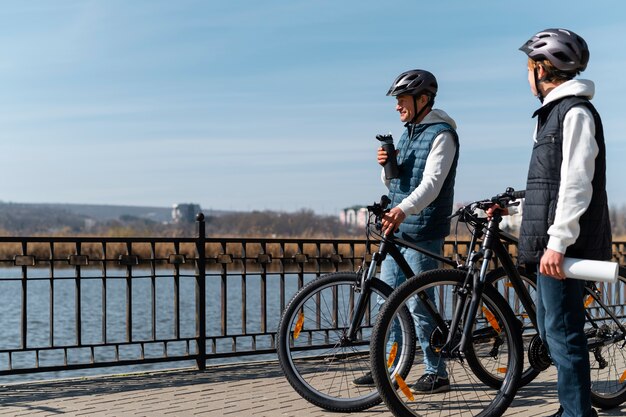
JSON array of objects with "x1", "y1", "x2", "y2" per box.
[
  {"x1": 380, "y1": 195, "x2": 391, "y2": 210},
  {"x1": 510, "y1": 190, "x2": 525, "y2": 200}
]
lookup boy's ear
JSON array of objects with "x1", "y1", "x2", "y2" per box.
[{"x1": 536, "y1": 63, "x2": 546, "y2": 79}]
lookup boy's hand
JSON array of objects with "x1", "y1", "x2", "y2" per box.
[
  {"x1": 540, "y1": 249, "x2": 566, "y2": 280},
  {"x1": 485, "y1": 204, "x2": 509, "y2": 219}
]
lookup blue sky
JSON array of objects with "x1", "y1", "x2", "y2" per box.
[{"x1": 1, "y1": 1, "x2": 625, "y2": 214}]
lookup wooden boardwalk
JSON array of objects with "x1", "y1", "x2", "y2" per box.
[{"x1": 0, "y1": 360, "x2": 624, "y2": 417}]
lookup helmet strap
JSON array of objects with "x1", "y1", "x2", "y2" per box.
[
  {"x1": 410, "y1": 95, "x2": 432, "y2": 123},
  {"x1": 533, "y1": 66, "x2": 545, "y2": 103}
]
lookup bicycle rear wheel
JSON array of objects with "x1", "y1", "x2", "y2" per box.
[
  {"x1": 370, "y1": 269, "x2": 522, "y2": 417},
  {"x1": 276, "y1": 272, "x2": 416, "y2": 412},
  {"x1": 587, "y1": 271, "x2": 626, "y2": 409}
]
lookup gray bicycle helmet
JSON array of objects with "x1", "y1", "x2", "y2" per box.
[
  {"x1": 386, "y1": 69, "x2": 438, "y2": 97},
  {"x1": 519, "y1": 28, "x2": 589, "y2": 73}
]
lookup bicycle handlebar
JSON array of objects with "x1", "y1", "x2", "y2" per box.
[
  {"x1": 491, "y1": 188, "x2": 525, "y2": 205},
  {"x1": 366, "y1": 188, "x2": 525, "y2": 233},
  {"x1": 364, "y1": 195, "x2": 392, "y2": 234},
  {"x1": 366, "y1": 195, "x2": 391, "y2": 217},
  {"x1": 448, "y1": 187, "x2": 525, "y2": 222}
]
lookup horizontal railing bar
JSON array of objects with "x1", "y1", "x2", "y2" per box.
[
  {"x1": 0, "y1": 338, "x2": 197, "y2": 354},
  {"x1": 0, "y1": 355, "x2": 198, "y2": 376}
]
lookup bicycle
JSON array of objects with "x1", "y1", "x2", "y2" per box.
[
  {"x1": 275, "y1": 194, "x2": 526, "y2": 411},
  {"x1": 369, "y1": 188, "x2": 626, "y2": 417}
]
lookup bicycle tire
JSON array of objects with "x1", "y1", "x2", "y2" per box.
[
  {"x1": 370, "y1": 268, "x2": 522, "y2": 417},
  {"x1": 276, "y1": 272, "x2": 416, "y2": 412},
  {"x1": 486, "y1": 267, "x2": 540, "y2": 388},
  {"x1": 587, "y1": 271, "x2": 626, "y2": 409}
]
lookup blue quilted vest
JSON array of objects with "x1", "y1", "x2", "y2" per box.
[{"x1": 388, "y1": 122, "x2": 459, "y2": 242}]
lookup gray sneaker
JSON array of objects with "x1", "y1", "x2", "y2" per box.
[{"x1": 410, "y1": 373, "x2": 450, "y2": 394}]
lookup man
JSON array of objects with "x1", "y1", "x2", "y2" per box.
[
  {"x1": 517, "y1": 28, "x2": 611, "y2": 417},
  {"x1": 353, "y1": 69, "x2": 459, "y2": 393}
]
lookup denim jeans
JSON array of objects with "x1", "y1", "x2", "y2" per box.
[
  {"x1": 379, "y1": 238, "x2": 447, "y2": 378},
  {"x1": 536, "y1": 271, "x2": 593, "y2": 417}
]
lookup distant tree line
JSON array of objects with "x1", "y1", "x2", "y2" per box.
[
  {"x1": 204, "y1": 209, "x2": 357, "y2": 238},
  {"x1": 0, "y1": 203, "x2": 358, "y2": 238},
  {"x1": 1, "y1": 201, "x2": 625, "y2": 239}
]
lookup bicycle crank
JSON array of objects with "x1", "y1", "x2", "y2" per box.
[{"x1": 528, "y1": 334, "x2": 552, "y2": 371}]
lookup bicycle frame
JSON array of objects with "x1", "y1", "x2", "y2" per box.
[
  {"x1": 434, "y1": 210, "x2": 539, "y2": 356},
  {"x1": 439, "y1": 207, "x2": 625, "y2": 360},
  {"x1": 344, "y1": 229, "x2": 470, "y2": 343}
]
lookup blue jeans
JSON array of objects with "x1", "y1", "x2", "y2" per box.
[
  {"x1": 379, "y1": 238, "x2": 447, "y2": 378},
  {"x1": 536, "y1": 271, "x2": 593, "y2": 417}
]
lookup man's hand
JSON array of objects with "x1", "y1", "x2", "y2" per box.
[
  {"x1": 377, "y1": 147, "x2": 399, "y2": 166},
  {"x1": 381, "y1": 207, "x2": 406, "y2": 236},
  {"x1": 377, "y1": 147, "x2": 388, "y2": 165},
  {"x1": 540, "y1": 248, "x2": 566, "y2": 280}
]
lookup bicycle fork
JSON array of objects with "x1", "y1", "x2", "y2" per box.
[
  {"x1": 343, "y1": 250, "x2": 382, "y2": 342},
  {"x1": 442, "y1": 221, "x2": 499, "y2": 357},
  {"x1": 438, "y1": 252, "x2": 487, "y2": 358}
]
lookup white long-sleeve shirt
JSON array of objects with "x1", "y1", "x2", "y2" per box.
[
  {"x1": 534, "y1": 79, "x2": 599, "y2": 254},
  {"x1": 381, "y1": 109, "x2": 458, "y2": 216}
]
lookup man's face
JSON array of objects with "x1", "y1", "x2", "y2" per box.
[{"x1": 395, "y1": 95, "x2": 415, "y2": 123}]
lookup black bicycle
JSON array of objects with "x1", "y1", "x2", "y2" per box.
[
  {"x1": 369, "y1": 188, "x2": 626, "y2": 417},
  {"x1": 275, "y1": 194, "x2": 529, "y2": 412}
]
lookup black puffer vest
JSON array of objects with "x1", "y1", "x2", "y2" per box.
[{"x1": 517, "y1": 96, "x2": 612, "y2": 264}]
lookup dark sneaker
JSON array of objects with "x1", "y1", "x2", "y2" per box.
[
  {"x1": 546, "y1": 407, "x2": 597, "y2": 417},
  {"x1": 547, "y1": 406, "x2": 563, "y2": 417},
  {"x1": 410, "y1": 373, "x2": 450, "y2": 394},
  {"x1": 352, "y1": 372, "x2": 374, "y2": 387}
]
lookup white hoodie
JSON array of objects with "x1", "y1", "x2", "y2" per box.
[
  {"x1": 381, "y1": 109, "x2": 458, "y2": 216},
  {"x1": 536, "y1": 79, "x2": 599, "y2": 254}
]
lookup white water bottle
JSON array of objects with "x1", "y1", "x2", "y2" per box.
[{"x1": 562, "y1": 258, "x2": 618, "y2": 283}]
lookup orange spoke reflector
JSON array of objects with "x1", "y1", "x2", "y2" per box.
[
  {"x1": 482, "y1": 307, "x2": 501, "y2": 333},
  {"x1": 498, "y1": 367, "x2": 507, "y2": 374},
  {"x1": 294, "y1": 311, "x2": 304, "y2": 339},
  {"x1": 395, "y1": 374, "x2": 415, "y2": 401},
  {"x1": 505, "y1": 282, "x2": 514, "y2": 288},
  {"x1": 522, "y1": 313, "x2": 529, "y2": 319},
  {"x1": 584, "y1": 296, "x2": 594, "y2": 308},
  {"x1": 619, "y1": 370, "x2": 626, "y2": 383},
  {"x1": 387, "y1": 342, "x2": 398, "y2": 369}
]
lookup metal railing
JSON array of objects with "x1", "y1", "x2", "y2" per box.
[{"x1": 0, "y1": 215, "x2": 624, "y2": 378}]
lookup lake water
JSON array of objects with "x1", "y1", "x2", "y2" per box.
[{"x1": 0, "y1": 267, "x2": 314, "y2": 384}]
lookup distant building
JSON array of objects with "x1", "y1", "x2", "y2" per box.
[
  {"x1": 340, "y1": 206, "x2": 368, "y2": 229},
  {"x1": 172, "y1": 203, "x2": 202, "y2": 223}
]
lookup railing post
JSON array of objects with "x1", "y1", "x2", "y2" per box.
[{"x1": 195, "y1": 213, "x2": 207, "y2": 370}]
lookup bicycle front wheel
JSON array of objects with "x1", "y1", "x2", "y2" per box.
[
  {"x1": 370, "y1": 269, "x2": 522, "y2": 417},
  {"x1": 487, "y1": 266, "x2": 540, "y2": 388},
  {"x1": 587, "y1": 271, "x2": 626, "y2": 409},
  {"x1": 276, "y1": 272, "x2": 416, "y2": 412}
]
